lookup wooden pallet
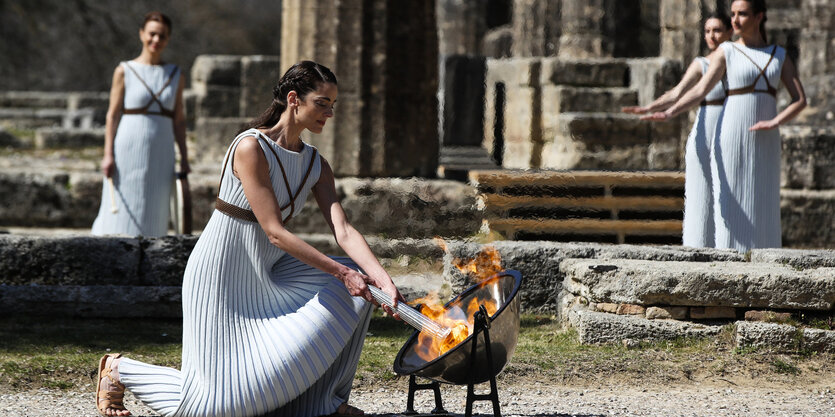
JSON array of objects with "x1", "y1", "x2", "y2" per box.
[{"x1": 470, "y1": 170, "x2": 685, "y2": 243}]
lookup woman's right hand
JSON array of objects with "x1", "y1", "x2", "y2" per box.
[
  {"x1": 101, "y1": 155, "x2": 116, "y2": 178},
  {"x1": 338, "y1": 268, "x2": 374, "y2": 303}
]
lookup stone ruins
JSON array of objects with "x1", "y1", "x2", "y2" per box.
[{"x1": 0, "y1": 0, "x2": 833, "y2": 348}]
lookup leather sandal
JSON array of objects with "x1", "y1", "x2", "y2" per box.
[{"x1": 96, "y1": 353, "x2": 129, "y2": 416}]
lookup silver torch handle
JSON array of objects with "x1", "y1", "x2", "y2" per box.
[{"x1": 368, "y1": 286, "x2": 451, "y2": 340}]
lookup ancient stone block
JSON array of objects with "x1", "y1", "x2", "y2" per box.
[
  {"x1": 501, "y1": 86, "x2": 540, "y2": 169},
  {"x1": 0, "y1": 234, "x2": 141, "y2": 286},
  {"x1": 689, "y1": 306, "x2": 737, "y2": 320},
  {"x1": 561, "y1": 258, "x2": 835, "y2": 310},
  {"x1": 34, "y1": 127, "x2": 103, "y2": 149},
  {"x1": 482, "y1": 26, "x2": 513, "y2": 59},
  {"x1": 569, "y1": 309, "x2": 722, "y2": 345},
  {"x1": 191, "y1": 55, "x2": 242, "y2": 87},
  {"x1": 750, "y1": 248, "x2": 835, "y2": 269},
  {"x1": 194, "y1": 85, "x2": 241, "y2": 119},
  {"x1": 240, "y1": 55, "x2": 281, "y2": 119},
  {"x1": 540, "y1": 58, "x2": 630, "y2": 87},
  {"x1": 543, "y1": 86, "x2": 638, "y2": 114},
  {"x1": 780, "y1": 189, "x2": 835, "y2": 249},
  {"x1": 486, "y1": 58, "x2": 542, "y2": 87},
  {"x1": 781, "y1": 126, "x2": 835, "y2": 190},
  {"x1": 0, "y1": 285, "x2": 183, "y2": 318},
  {"x1": 139, "y1": 235, "x2": 199, "y2": 286},
  {"x1": 646, "y1": 306, "x2": 688, "y2": 320},
  {"x1": 616, "y1": 303, "x2": 646, "y2": 316},
  {"x1": 744, "y1": 310, "x2": 793, "y2": 323},
  {"x1": 734, "y1": 321, "x2": 800, "y2": 352},
  {"x1": 192, "y1": 117, "x2": 250, "y2": 162},
  {"x1": 594, "y1": 302, "x2": 619, "y2": 313},
  {"x1": 802, "y1": 328, "x2": 835, "y2": 353}
]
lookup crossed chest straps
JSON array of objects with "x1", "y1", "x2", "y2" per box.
[
  {"x1": 699, "y1": 44, "x2": 777, "y2": 107},
  {"x1": 214, "y1": 136, "x2": 319, "y2": 226},
  {"x1": 122, "y1": 62, "x2": 179, "y2": 118}
]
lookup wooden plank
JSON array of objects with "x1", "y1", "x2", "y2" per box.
[
  {"x1": 484, "y1": 218, "x2": 682, "y2": 235},
  {"x1": 478, "y1": 194, "x2": 684, "y2": 213},
  {"x1": 469, "y1": 170, "x2": 685, "y2": 189}
]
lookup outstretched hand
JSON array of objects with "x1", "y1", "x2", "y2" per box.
[
  {"x1": 749, "y1": 119, "x2": 778, "y2": 131},
  {"x1": 621, "y1": 105, "x2": 648, "y2": 115},
  {"x1": 640, "y1": 112, "x2": 670, "y2": 122},
  {"x1": 371, "y1": 276, "x2": 404, "y2": 321}
]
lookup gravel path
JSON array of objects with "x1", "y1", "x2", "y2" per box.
[{"x1": 3, "y1": 382, "x2": 833, "y2": 416}]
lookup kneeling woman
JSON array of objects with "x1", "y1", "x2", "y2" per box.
[{"x1": 95, "y1": 61, "x2": 403, "y2": 417}]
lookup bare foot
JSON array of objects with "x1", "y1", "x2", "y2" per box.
[
  {"x1": 334, "y1": 402, "x2": 364, "y2": 416},
  {"x1": 96, "y1": 354, "x2": 131, "y2": 416}
]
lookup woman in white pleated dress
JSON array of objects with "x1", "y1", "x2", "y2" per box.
[
  {"x1": 624, "y1": 13, "x2": 733, "y2": 247},
  {"x1": 92, "y1": 11, "x2": 189, "y2": 237},
  {"x1": 95, "y1": 61, "x2": 404, "y2": 417},
  {"x1": 642, "y1": 0, "x2": 807, "y2": 252}
]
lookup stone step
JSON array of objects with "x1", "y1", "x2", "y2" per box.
[
  {"x1": 468, "y1": 169, "x2": 684, "y2": 192},
  {"x1": 0, "y1": 91, "x2": 108, "y2": 109},
  {"x1": 735, "y1": 321, "x2": 835, "y2": 353},
  {"x1": 542, "y1": 111, "x2": 683, "y2": 170},
  {"x1": 34, "y1": 127, "x2": 104, "y2": 149},
  {"x1": 542, "y1": 86, "x2": 638, "y2": 113},
  {"x1": 561, "y1": 258, "x2": 835, "y2": 311},
  {"x1": 437, "y1": 146, "x2": 499, "y2": 181},
  {"x1": 568, "y1": 309, "x2": 723, "y2": 345},
  {"x1": 540, "y1": 58, "x2": 631, "y2": 87},
  {"x1": 482, "y1": 218, "x2": 682, "y2": 243},
  {"x1": 0, "y1": 107, "x2": 98, "y2": 129}
]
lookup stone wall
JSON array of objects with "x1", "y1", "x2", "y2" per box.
[{"x1": 0, "y1": 0, "x2": 283, "y2": 91}]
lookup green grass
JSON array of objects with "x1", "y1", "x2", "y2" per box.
[{"x1": 1, "y1": 313, "x2": 833, "y2": 392}]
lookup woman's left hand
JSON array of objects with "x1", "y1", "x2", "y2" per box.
[
  {"x1": 372, "y1": 276, "x2": 404, "y2": 320},
  {"x1": 640, "y1": 111, "x2": 669, "y2": 122},
  {"x1": 749, "y1": 119, "x2": 779, "y2": 131},
  {"x1": 179, "y1": 159, "x2": 191, "y2": 175}
]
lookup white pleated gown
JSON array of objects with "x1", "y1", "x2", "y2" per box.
[
  {"x1": 118, "y1": 129, "x2": 373, "y2": 417},
  {"x1": 712, "y1": 42, "x2": 785, "y2": 252},
  {"x1": 682, "y1": 57, "x2": 726, "y2": 248},
  {"x1": 92, "y1": 61, "x2": 179, "y2": 237}
]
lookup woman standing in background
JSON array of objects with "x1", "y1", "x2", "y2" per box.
[
  {"x1": 624, "y1": 13, "x2": 733, "y2": 247},
  {"x1": 642, "y1": 0, "x2": 807, "y2": 252},
  {"x1": 92, "y1": 11, "x2": 189, "y2": 237}
]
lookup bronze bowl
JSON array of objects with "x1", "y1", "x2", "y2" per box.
[{"x1": 393, "y1": 270, "x2": 522, "y2": 385}]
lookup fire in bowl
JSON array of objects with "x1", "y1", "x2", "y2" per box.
[{"x1": 393, "y1": 269, "x2": 522, "y2": 385}]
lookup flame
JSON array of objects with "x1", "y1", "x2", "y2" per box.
[{"x1": 413, "y1": 244, "x2": 504, "y2": 361}]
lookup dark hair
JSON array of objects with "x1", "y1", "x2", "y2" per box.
[
  {"x1": 705, "y1": 12, "x2": 732, "y2": 32},
  {"x1": 737, "y1": 0, "x2": 768, "y2": 43},
  {"x1": 142, "y1": 11, "x2": 172, "y2": 34},
  {"x1": 249, "y1": 61, "x2": 338, "y2": 129}
]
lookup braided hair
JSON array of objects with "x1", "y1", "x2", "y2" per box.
[{"x1": 249, "y1": 61, "x2": 338, "y2": 129}]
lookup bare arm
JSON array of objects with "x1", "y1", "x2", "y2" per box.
[
  {"x1": 313, "y1": 158, "x2": 404, "y2": 311},
  {"x1": 749, "y1": 55, "x2": 807, "y2": 131},
  {"x1": 642, "y1": 47, "x2": 727, "y2": 121},
  {"x1": 102, "y1": 66, "x2": 125, "y2": 177},
  {"x1": 173, "y1": 72, "x2": 189, "y2": 173},
  {"x1": 233, "y1": 137, "x2": 400, "y2": 313},
  {"x1": 623, "y1": 59, "x2": 704, "y2": 114}
]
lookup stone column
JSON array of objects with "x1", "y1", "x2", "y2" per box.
[
  {"x1": 281, "y1": 0, "x2": 438, "y2": 177},
  {"x1": 511, "y1": 0, "x2": 561, "y2": 58}
]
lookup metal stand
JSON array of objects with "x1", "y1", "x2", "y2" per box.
[
  {"x1": 464, "y1": 305, "x2": 502, "y2": 417},
  {"x1": 403, "y1": 374, "x2": 448, "y2": 416}
]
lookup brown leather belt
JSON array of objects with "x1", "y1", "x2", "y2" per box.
[
  {"x1": 215, "y1": 198, "x2": 258, "y2": 223},
  {"x1": 700, "y1": 98, "x2": 725, "y2": 106},
  {"x1": 122, "y1": 108, "x2": 175, "y2": 118},
  {"x1": 726, "y1": 85, "x2": 777, "y2": 97}
]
